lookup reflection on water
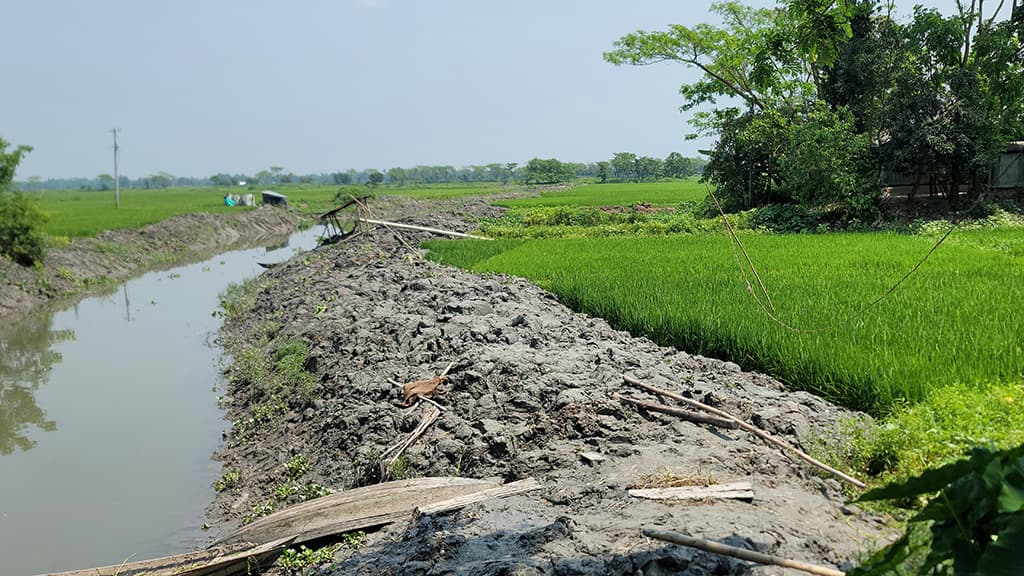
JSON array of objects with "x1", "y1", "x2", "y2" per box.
[
  {"x1": 0, "y1": 312, "x2": 74, "y2": 454},
  {"x1": 0, "y1": 225, "x2": 323, "y2": 575}
]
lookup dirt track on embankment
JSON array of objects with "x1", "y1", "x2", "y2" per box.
[{"x1": 208, "y1": 197, "x2": 892, "y2": 575}]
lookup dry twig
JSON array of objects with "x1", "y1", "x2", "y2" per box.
[{"x1": 623, "y1": 375, "x2": 866, "y2": 489}]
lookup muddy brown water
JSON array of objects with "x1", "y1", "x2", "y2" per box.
[{"x1": 0, "y1": 226, "x2": 322, "y2": 575}]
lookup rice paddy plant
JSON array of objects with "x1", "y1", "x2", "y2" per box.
[
  {"x1": 495, "y1": 180, "x2": 707, "y2": 208},
  {"x1": 425, "y1": 229, "x2": 1024, "y2": 415}
]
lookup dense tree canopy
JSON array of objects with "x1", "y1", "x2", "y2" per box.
[{"x1": 606, "y1": 0, "x2": 1024, "y2": 218}]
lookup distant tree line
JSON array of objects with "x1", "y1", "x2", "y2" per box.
[{"x1": 15, "y1": 154, "x2": 706, "y2": 191}]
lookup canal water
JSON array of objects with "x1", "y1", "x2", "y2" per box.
[{"x1": 0, "y1": 226, "x2": 323, "y2": 575}]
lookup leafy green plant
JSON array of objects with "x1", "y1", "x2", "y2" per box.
[
  {"x1": 300, "y1": 483, "x2": 331, "y2": 501},
  {"x1": 242, "y1": 499, "x2": 275, "y2": 524},
  {"x1": 286, "y1": 454, "x2": 312, "y2": 480},
  {"x1": 851, "y1": 443, "x2": 1024, "y2": 575},
  {"x1": 274, "y1": 483, "x2": 297, "y2": 501},
  {"x1": 213, "y1": 470, "x2": 241, "y2": 492},
  {"x1": 0, "y1": 190, "x2": 49, "y2": 266},
  {"x1": 276, "y1": 544, "x2": 339, "y2": 571}
]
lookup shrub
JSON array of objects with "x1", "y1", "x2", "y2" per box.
[{"x1": 0, "y1": 191, "x2": 48, "y2": 266}]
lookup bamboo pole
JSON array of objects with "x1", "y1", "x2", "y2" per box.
[
  {"x1": 643, "y1": 528, "x2": 846, "y2": 576},
  {"x1": 623, "y1": 375, "x2": 866, "y2": 489},
  {"x1": 358, "y1": 218, "x2": 491, "y2": 240},
  {"x1": 615, "y1": 394, "x2": 739, "y2": 429}
]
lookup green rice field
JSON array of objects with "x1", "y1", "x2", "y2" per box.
[
  {"x1": 28, "y1": 182, "x2": 509, "y2": 238},
  {"x1": 425, "y1": 228, "x2": 1024, "y2": 416},
  {"x1": 494, "y1": 179, "x2": 706, "y2": 208}
]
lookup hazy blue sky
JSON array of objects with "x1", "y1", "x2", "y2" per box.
[{"x1": 3, "y1": 0, "x2": 965, "y2": 179}]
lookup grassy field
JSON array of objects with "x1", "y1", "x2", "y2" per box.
[
  {"x1": 494, "y1": 179, "x2": 706, "y2": 208},
  {"x1": 28, "y1": 187, "x2": 246, "y2": 237},
  {"x1": 425, "y1": 229, "x2": 1024, "y2": 415},
  {"x1": 28, "y1": 182, "x2": 510, "y2": 238}
]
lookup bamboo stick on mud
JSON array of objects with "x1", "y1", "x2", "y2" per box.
[
  {"x1": 623, "y1": 375, "x2": 866, "y2": 489},
  {"x1": 615, "y1": 394, "x2": 739, "y2": 429},
  {"x1": 381, "y1": 405, "x2": 441, "y2": 461},
  {"x1": 358, "y1": 218, "x2": 491, "y2": 240},
  {"x1": 643, "y1": 528, "x2": 845, "y2": 576}
]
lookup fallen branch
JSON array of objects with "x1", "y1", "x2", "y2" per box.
[
  {"x1": 615, "y1": 394, "x2": 739, "y2": 429},
  {"x1": 643, "y1": 528, "x2": 845, "y2": 576},
  {"x1": 623, "y1": 375, "x2": 866, "y2": 489},
  {"x1": 381, "y1": 405, "x2": 441, "y2": 478},
  {"x1": 417, "y1": 478, "x2": 543, "y2": 515},
  {"x1": 629, "y1": 481, "x2": 754, "y2": 501},
  {"x1": 358, "y1": 218, "x2": 491, "y2": 240}
]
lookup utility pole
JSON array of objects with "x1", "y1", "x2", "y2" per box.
[{"x1": 112, "y1": 128, "x2": 120, "y2": 208}]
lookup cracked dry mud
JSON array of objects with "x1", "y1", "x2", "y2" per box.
[{"x1": 210, "y1": 197, "x2": 892, "y2": 575}]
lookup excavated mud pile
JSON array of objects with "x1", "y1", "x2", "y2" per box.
[{"x1": 211, "y1": 200, "x2": 890, "y2": 575}]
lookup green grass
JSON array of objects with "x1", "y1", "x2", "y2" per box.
[
  {"x1": 494, "y1": 179, "x2": 707, "y2": 208},
  {"x1": 27, "y1": 187, "x2": 249, "y2": 237},
  {"x1": 425, "y1": 229, "x2": 1024, "y2": 415},
  {"x1": 27, "y1": 183, "x2": 511, "y2": 238}
]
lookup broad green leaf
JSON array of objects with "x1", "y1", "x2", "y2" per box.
[{"x1": 977, "y1": 514, "x2": 1024, "y2": 576}]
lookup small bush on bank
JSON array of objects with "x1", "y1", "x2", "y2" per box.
[{"x1": 0, "y1": 190, "x2": 48, "y2": 266}]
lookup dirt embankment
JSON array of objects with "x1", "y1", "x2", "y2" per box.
[
  {"x1": 0, "y1": 207, "x2": 302, "y2": 325},
  {"x1": 211, "y1": 198, "x2": 892, "y2": 575}
]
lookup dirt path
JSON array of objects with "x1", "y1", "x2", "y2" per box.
[
  {"x1": 0, "y1": 207, "x2": 302, "y2": 325},
  {"x1": 210, "y1": 197, "x2": 891, "y2": 575}
]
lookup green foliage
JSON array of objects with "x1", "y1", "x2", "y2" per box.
[
  {"x1": 495, "y1": 180, "x2": 706, "y2": 209},
  {"x1": 426, "y1": 229, "x2": 1024, "y2": 415},
  {"x1": 277, "y1": 544, "x2": 339, "y2": 571},
  {"x1": 523, "y1": 158, "x2": 575, "y2": 184},
  {"x1": 286, "y1": 454, "x2": 312, "y2": 480},
  {"x1": 0, "y1": 191, "x2": 50, "y2": 266},
  {"x1": 217, "y1": 277, "x2": 261, "y2": 318},
  {"x1": 813, "y1": 382, "x2": 1024, "y2": 484},
  {"x1": 851, "y1": 444, "x2": 1024, "y2": 575},
  {"x1": 213, "y1": 470, "x2": 241, "y2": 492},
  {"x1": 242, "y1": 499, "x2": 275, "y2": 525},
  {"x1": 748, "y1": 203, "x2": 822, "y2": 233},
  {"x1": 478, "y1": 203, "x2": 738, "y2": 239},
  {"x1": 606, "y1": 1, "x2": 1024, "y2": 219},
  {"x1": 778, "y1": 104, "x2": 879, "y2": 219},
  {"x1": 273, "y1": 340, "x2": 317, "y2": 403},
  {"x1": 1, "y1": 138, "x2": 47, "y2": 266}
]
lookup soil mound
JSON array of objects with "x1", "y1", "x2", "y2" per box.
[{"x1": 211, "y1": 199, "x2": 889, "y2": 575}]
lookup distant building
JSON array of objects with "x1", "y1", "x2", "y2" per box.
[
  {"x1": 261, "y1": 190, "x2": 288, "y2": 206},
  {"x1": 881, "y1": 141, "x2": 1024, "y2": 195},
  {"x1": 994, "y1": 142, "x2": 1024, "y2": 189}
]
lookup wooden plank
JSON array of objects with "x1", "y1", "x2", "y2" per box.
[
  {"x1": 215, "y1": 476, "x2": 500, "y2": 547},
  {"x1": 39, "y1": 537, "x2": 293, "y2": 576},
  {"x1": 629, "y1": 481, "x2": 754, "y2": 502},
  {"x1": 416, "y1": 478, "x2": 543, "y2": 515}
]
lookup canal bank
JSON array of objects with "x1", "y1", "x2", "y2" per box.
[{"x1": 0, "y1": 207, "x2": 303, "y2": 325}]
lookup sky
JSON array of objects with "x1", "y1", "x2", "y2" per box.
[{"x1": 2, "y1": 0, "x2": 967, "y2": 180}]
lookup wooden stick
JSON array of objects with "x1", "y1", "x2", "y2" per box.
[
  {"x1": 615, "y1": 394, "x2": 739, "y2": 429},
  {"x1": 417, "y1": 478, "x2": 543, "y2": 515},
  {"x1": 358, "y1": 218, "x2": 492, "y2": 240},
  {"x1": 629, "y1": 482, "x2": 754, "y2": 501},
  {"x1": 623, "y1": 375, "x2": 866, "y2": 489},
  {"x1": 643, "y1": 528, "x2": 845, "y2": 576},
  {"x1": 381, "y1": 405, "x2": 441, "y2": 461}
]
